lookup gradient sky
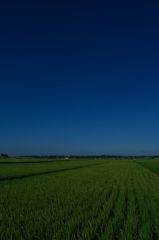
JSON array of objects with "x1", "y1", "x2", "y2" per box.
[{"x1": 0, "y1": 0, "x2": 159, "y2": 156}]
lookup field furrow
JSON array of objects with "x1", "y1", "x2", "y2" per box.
[
  {"x1": 0, "y1": 160, "x2": 107, "y2": 181},
  {"x1": 0, "y1": 159, "x2": 159, "y2": 239}
]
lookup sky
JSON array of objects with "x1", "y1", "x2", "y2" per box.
[{"x1": 0, "y1": 0, "x2": 159, "y2": 156}]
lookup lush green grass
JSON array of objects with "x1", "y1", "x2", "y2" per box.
[{"x1": 1, "y1": 159, "x2": 159, "y2": 239}]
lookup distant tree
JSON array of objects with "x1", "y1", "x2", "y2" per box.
[{"x1": 1, "y1": 154, "x2": 8, "y2": 158}]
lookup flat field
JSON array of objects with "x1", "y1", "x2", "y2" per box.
[
  {"x1": 0, "y1": 158, "x2": 159, "y2": 240},
  {"x1": 135, "y1": 159, "x2": 159, "y2": 175}
]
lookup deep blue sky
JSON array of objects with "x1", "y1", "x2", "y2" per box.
[{"x1": 0, "y1": 0, "x2": 159, "y2": 156}]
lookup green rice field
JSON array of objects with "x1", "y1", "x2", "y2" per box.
[
  {"x1": 0, "y1": 158, "x2": 159, "y2": 240},
  {"x1": 135, "y1": 159, "x2": 159, "y2": 175}
]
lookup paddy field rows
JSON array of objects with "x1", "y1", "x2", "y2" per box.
[{"x1": 0, "y1": 159, "x2": 159, "y2": 240}]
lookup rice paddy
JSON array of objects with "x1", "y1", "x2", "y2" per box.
[{"x1": 0, "y1": 158, "x2": 159, "y2": 239}]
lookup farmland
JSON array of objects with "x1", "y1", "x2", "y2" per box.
[
  {"x1": 135, "y1": 159, "x2": 159, "y2": 175},
  {"x1": 0, "y1": 159, "x2": 159, "y2": 239}
]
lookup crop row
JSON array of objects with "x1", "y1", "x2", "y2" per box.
[
  {"x1": 1, "y1": 160, "x2": 159, "y2": 239},
  {"x1": 0, "y1": 159, "x2": 107, "y2": 181},
  {"x1": 135, "y1": 159, "x2": 159, "y2": 175}
]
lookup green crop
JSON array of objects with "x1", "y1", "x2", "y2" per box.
[
  {"x1": 0, "y1": 159, "x2": 159, "y2": 239},
  {"x1": 135, "y1": 159, "x2": 159, "y2": 175},
  {"x1": 0, "y1": 159, "x2": 106, "y2": 180}
]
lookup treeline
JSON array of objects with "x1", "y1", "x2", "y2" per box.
[
  {"x1": 1, "y1": 154, "x2": 158, "y2": 159},
  {"x1": 20, "y1": 155, "x2": 159, "y2": 159},
  {"x1": 0, "y1": 154, "x2": 9, "y2": 158}
]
